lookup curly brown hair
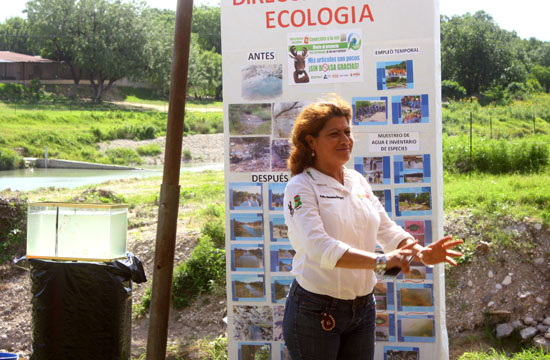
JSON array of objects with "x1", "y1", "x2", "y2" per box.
[{"x1": 287, "y1": 96, "x2": 352, "y2": 176}]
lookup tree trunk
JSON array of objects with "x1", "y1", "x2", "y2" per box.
[{"x1": 68, "y1": 66, "x2": 82, "y2": 98}]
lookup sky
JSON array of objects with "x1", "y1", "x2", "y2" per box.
[{"x1": 1, "y1": 0, "x2": 549, "y2": 41}]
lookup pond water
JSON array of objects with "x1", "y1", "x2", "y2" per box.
[{"x1": 0, "y1": 163, "x2": 223, "y2": 191}]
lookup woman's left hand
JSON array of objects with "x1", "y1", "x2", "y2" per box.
[{"x1": 417, "y1": 236, "x2": 463, "y2": 266}]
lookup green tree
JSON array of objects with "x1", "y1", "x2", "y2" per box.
[
  {"x1": 531, "y1": 65, "x2": 550, "y2": 92},
  {"x1": 26, "y1": 0, "x2": 82, "y2": 96},
  {"x1": 27, "y1": 0, "x2": 148, "y2": 102},
  {"x1": 140, "y1": 8, "x2": 175, "y2": 96},
  {"x1": 0, "y1": 17, "x2": 33, "y2": 55},
  {"x1": 77, "y1": 0, "x2": 148, "y2": 102},
  {"x1": 187, "y1": 33, "x2": 222, "y2": 99},
  {"x1": 191, "y1": 5, "x2": 221, "y2": 54},
  {"x1": 441, "y1": 11, "x2": 522, "y2": 95}
]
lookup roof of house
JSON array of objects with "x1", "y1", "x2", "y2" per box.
[{"x1": 0, "y1": 51, "x2": 54, "y2": 63}]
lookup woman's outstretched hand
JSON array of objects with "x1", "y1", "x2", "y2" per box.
[{"x1": 417, "y1": 236, "x2": 463, "y2": 266}]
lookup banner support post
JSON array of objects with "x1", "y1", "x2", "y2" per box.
[{"x1": 146, "y1": 1, "x2": 194, "y2": 359}]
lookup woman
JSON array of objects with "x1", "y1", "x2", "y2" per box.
[{"x1": 282, "y1": 97, "x2": 462, "y2": 360}]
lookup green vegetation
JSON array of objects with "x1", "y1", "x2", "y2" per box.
[
  {"x1": 171, "y1": 234, "x2": 226, "y2": 309},
  {"x1": 0, "y1": 97, "x2": 223, "y2": 169},
  {"x1": 136, "y1": 143, "x2": 162, "y2": 156},
  {"x1": 444, "y1": 171, "x2": 550, "y2": 224},
  {"x1": 197, "y1": 336, "x2": 228, "y2": 360},
  {"x1": 458, "y1": 348, "x2": 550, "y2": 360},
  {"x1": 0, "y1": 198, "x2": 27, "y2": 264}
]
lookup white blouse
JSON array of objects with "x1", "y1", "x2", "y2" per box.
[{"x1": 283, "y1": 167, "x2": 411, "y2": 299}]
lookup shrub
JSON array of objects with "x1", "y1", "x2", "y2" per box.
[
  {"x1": 201, "y1": 217, "x2": 225, "y2": 249},
  {"x1": 182, "y1": 148, "x2": 192, "y2": 161},
  {"x1": 0, "y1": 197, "x2": 27, "y2": 264},
  {"x1": 171, "y1": 235, "x2": 225, "y2": 309},
  {"x1": 0, "y1": 148, "x2": 24, "y2": 170},
  {"x1": 442, "y1": 80, "x2": 466, "y2": 100},
  {"x1": 136, "y1": 143, "x2": 162, "y2": 156},
  {"x1": 105, "y1": 147, "x2": 143, "y2": 165},
  {"x1": 133, "y1": 285, "x2": 152, "y2": 318},
  {"x1": 0, "y1": 83, "x2": 25, "y2": 101}
]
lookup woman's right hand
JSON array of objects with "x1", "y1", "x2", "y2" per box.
[{"x1": 384, "y1": 241, "x2": 417, "y2": 274}]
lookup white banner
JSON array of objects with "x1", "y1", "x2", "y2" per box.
[{"x1": 221, "y1": 1, "x2": 445, "y2": 359}]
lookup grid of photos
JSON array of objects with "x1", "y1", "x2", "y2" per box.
[
  {"x1": 377, "y1": 60, "x2": 414, "y2": 90},
  {"x1": 228, "y1": 51, "x2": 438, "y2": 360},
  {"x1": 228, "y1": 178, "x2": 291, "y2": 357},
  {"x1": 391, "y1": 95, "x2": 429, "y2": 124}
]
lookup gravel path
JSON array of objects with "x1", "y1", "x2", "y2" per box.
[{"x1": 98, "y1": 133, "x2": 224, "y2": 165}]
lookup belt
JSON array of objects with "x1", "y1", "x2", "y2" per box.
[{"x1": 290, "y1": 279, "x2": 374, "y2": 309}]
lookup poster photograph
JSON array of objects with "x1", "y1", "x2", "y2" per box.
[
  {"x1": 232, "y1": 274, "x2": 266, "y2": 302},
  {"x1": 229, "y1": 103, "x2": 272, "y2": 135},
  {"x1": 383, "y1": 346, "x2": 420, "y2": 360},
  {"x1": 394, "y1": 187, "x2": 432, "y2": 217},
  {"x1": 273, "y1": 306, "x2": 285, "y2": 341},
  {"x1": 398, "y1": 315, "x2": 436, "y2": 343},
  {"x1": 376, "y1": 313, "x2": 396, "y2": 342},
  {"x1": 269, "y1": 214, "x2": 289, "y2": 242},
  {"x1": 272, "y1": 139, "x2": 291, "y2": 171},
  {"x1": 229, "y1": 182, "x2": 263, "y2": 211},
  {"x1": 287, "y1": 29, "x2": 363, "y2": 85},
  {"x1": 231, "y1": 244, "x2": 264, "y2": 272},
  {"x1": 373, "y1": 189, "x2": 393, "y2": 217},
  {"x1": 238, "y1": 343, "x2": 271, "y2": 360},
  {"x1": 377, "y1": 60, "x2": 414, "y2": 90},
  {"x1": 241, "y1": 64, "x2": 283, "y2": 100},
  {"x1": 230, "y1": 213, "x2": 264, "y2": 241},
  {"x1": 397, "y1": 283, "x2": 434, "y2": 312},
  {"x1": 354, "y1": 156, "x2": 391, "y2": 185},
  {"x1": 272, "y1": 101, "x2": 310, "y2": 137},
  {"x1": 270, "y1": 244, "x2": 296, "y2": 272},
  {"x1": 233, "y1": 305, "x2": 273, "y2": 341},
  {"x1": 394, "y1": 154, "x2": 431, "y2": 184},
  {"x1": 268, "y1": 183, "x2": 286, "y2": 210},
  {"x1": 271, "y1": 276, "x2": 294, "y2": 303},
  {"x1": 230, "y1": 137, "x2": 271, "y2": 172},
  {"x1": 374, "y1": 281, "x2": 395, "y2": 311},
  {"x1": 392, "y1": 95, "x2": 430, "y2": 124},
  {"x1": 352, "y1": 97, "x2": 388, "y2": 125}
]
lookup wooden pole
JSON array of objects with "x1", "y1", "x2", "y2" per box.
[{"x1": 146, "y1": 1, "x2": 194, "y2": 359}]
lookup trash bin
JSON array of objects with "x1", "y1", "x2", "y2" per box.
[{"x1": 16, "y1": 254, "x2": 146, "y2": 360}]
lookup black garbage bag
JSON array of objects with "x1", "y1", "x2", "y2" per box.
[{"x1": 16, "y1": 254, "x2": 146, "y2": 360}]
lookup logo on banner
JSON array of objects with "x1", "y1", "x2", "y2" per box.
[{"x1": 348, "y1": 33, "x2": 362, "y2": 50}]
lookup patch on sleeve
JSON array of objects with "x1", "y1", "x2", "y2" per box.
[
  {"x1": 294, "y1": 195, "x2": 303, "y2": 209},
  {"x1": 288, "y1": 201, "x2": 294, "y2": 217}
]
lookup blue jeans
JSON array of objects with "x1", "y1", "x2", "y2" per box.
[{"x1": 283, "y1": 280, "x2": 376, "y2": 360}]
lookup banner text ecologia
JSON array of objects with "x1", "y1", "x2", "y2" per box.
[{"x1": 232, "y1": 1, "x2": 374, "y2": 29}]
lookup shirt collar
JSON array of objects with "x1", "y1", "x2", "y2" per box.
[{"x1": 305, "y1": 167, "x2": 354, "y2": 192}]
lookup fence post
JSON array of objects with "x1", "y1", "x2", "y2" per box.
[
  {"x1": 532, "y1": 110, "x2": 537, "y2": 135},
  {"x1": 470, "y1": 112, "x2": 473, "y2": 170}
]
